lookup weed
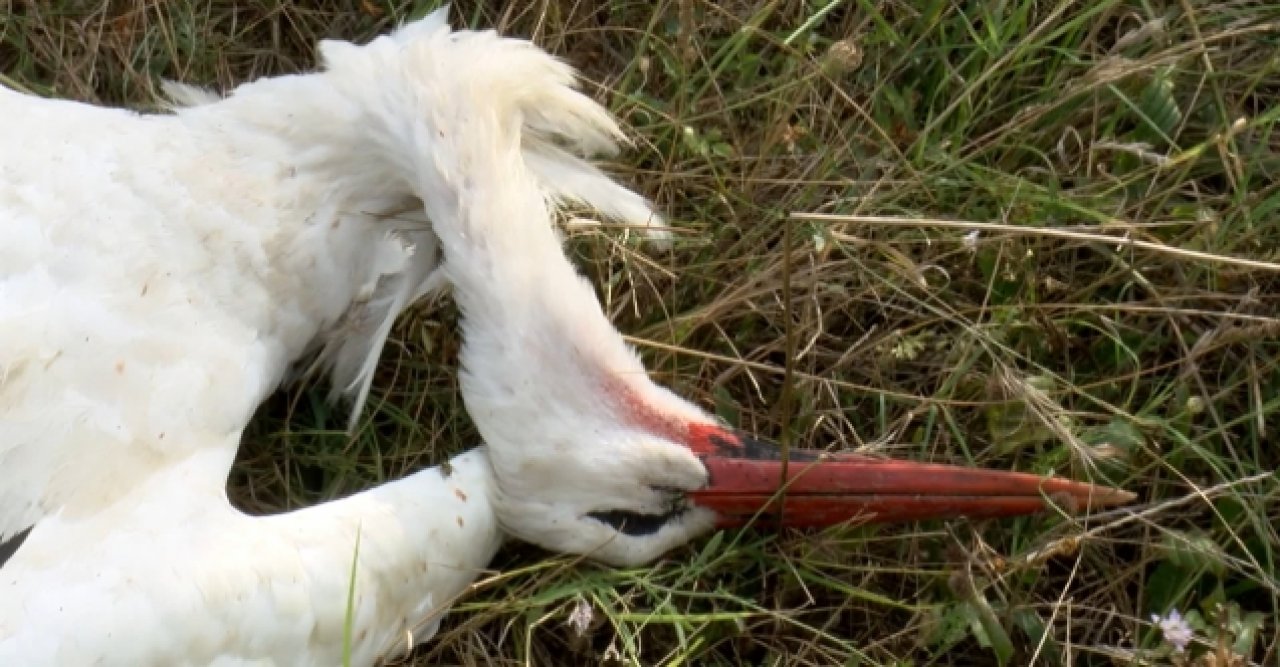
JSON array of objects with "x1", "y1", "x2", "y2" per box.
[{"x1": 3, "y1": 1, "x2": 1276, "y2": 664}]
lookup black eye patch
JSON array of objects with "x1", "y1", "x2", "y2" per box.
[
  {"x1": 586, "y1": 508, "x2": 687, "y2": 537},
  {"x1": 0, "y1": 526, "x2": 33, "y2": 570}
]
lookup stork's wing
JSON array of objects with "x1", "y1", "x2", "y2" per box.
[{"x1": 0, "y1": 86, "x2": 280, "y2": 542}]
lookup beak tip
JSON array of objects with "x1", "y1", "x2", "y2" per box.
[
  {"x1": 1052, "y1": 480, "x2": 1137, "y2": 514},
  {"x1": 1093, "y1": 487, "x2": 1138, "y2": 508}
]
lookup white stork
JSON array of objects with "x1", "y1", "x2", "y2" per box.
[{"x1": 0, "y1": 9, "x2": 1135, "y2": 665}]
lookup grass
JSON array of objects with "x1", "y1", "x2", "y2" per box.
[{"x1": 4, "y1": 0, "x2": 1278, "y2": 664}]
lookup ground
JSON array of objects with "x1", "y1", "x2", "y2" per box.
[{"x1": 2, "y1": 1, "x2": 1277, "y2": 665}]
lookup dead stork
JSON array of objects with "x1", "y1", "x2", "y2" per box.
[{"x1": 0, "y1": 9, "x2": 1134, "y2": 665}]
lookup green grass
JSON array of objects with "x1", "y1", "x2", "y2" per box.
[{"x1": 4, "y1": 1, "x2": 1278, "y2": 664}]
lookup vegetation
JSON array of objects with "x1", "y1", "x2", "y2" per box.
[{"x1": 3, "y1": 1, "x2": 1277, "y2": 664}]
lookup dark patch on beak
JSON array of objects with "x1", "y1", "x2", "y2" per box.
[{"x1": 699, "y1": 428, "x2": 823, "y2": 462}]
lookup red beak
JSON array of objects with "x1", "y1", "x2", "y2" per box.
[{"x1": 683, "y1": 424, "x2": 1136, "y2": 527}]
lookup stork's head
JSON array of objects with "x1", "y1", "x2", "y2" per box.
[
  {"x1": 391, "y1": 11, "x2": 1135, "y2": 566},
  {"x1": 461, "y1": 312, "x2": 1135, "y2": 566},
  {"x1": 442, "y1": 218, "x2": 1134, "y2": 566}
]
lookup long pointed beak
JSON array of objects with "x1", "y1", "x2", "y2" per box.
[{"x1": 683, "y1": 424, "x2": 1136, "y2": 528}]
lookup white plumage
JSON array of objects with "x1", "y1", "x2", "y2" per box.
[
  {"x1": 0, "y1": 9, "x2": 1135, "y2": 665},
  {"x1": 0, "y1": 10, "x2": 695, "y2": 663}
]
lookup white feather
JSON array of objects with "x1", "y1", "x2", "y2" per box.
[{"x1": 2, "y1": 6, "x2": 701, "y2": 660}]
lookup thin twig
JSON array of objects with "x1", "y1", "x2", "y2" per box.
[{"x1": 792, "y1": 213, "x2": 1280, "y2": 273}]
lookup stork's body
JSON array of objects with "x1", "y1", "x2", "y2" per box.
[
  {"x1": 1, "y1": 73, "x2": 394, "y2": 536},
  {"x1": 0, "y1": 11, "x2": 1132, "y2": 664},
  {"x1": 0, "y1": 14, "x2": 654, "y2": 663}
]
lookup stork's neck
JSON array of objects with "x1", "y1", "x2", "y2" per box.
[{"x1": 410, "y1": 116, "x2": 712, "y2": 444}]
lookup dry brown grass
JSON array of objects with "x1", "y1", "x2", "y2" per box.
[{"x1": 4, "y1": 1, "x2": 1278, "y2": 664}]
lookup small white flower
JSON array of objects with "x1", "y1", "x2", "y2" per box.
[
  {"x1": 962, "y1": 229, "x2": 980, "y2": 251},
  {"x1": 1151, "y1": 609, "x2": 1194, "y2": 653},
  {"x1": 567, "y1": 599, "x2": 594, "y2": 637}
]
